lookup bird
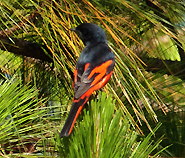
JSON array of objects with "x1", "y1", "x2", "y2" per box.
[{"x1": 59, "y1": 23, "x2": 115, "y2": 138}]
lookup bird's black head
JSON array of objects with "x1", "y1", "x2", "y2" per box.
[{"x1": 71, "y1": 23, "x2": 107, "y2": 46}]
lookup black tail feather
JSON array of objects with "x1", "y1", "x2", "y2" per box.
[{"x1": 59, "y1": 97, "x2": 87, "y2": 138}]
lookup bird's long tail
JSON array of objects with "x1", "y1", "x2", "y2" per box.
[{"x1": 59, "y1": 97, "x2": 88, "y2": 138}]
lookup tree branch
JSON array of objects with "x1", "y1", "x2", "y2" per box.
[{"x1": 0, "y1": 37, "x2": 53, "y2": 63}]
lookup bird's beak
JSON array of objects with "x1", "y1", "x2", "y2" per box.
[
  {"x1": 70, "y1": 27, "x2": 76, "y2": 32},
  {"x1": 70, "y1": 27, "x2": 81, "y2": 37}
]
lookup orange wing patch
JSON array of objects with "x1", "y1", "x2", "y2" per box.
[
  {"x1": 84, "y1": 63, "x2": 90, "y2": 71},
  {"x1": 88, "y1": 60, "x2": 113, "y2": 80},
  {"x1": 91, "y1": 69, "x2": 107, "y2": 86},
  {"x1": 74, "y1": 71, "x2": 113, "y2": 103},
  {"x1": 74, "y1": 69, "x2": 78, "y2": 83}
]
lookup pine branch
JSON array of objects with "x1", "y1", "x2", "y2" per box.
[
  {"x1": 145, "y1": 0, "x2": 185, "y2": 60},
  {"x1": 0, "y1": 10, "x2": 40, "y2": 37}
]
